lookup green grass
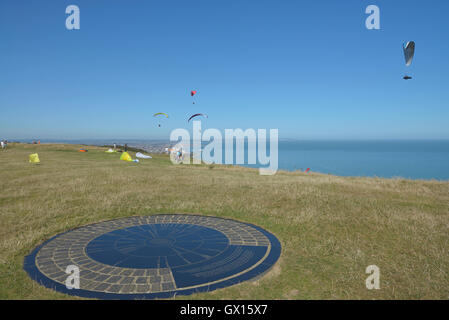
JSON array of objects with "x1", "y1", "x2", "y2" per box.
[{"x1": 0, "y1": 143, "x2": 448, "y2": 299}]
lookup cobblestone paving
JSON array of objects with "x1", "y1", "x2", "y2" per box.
[{"x1": 26, "y1": 214, "x2": 280, "y2": 298}]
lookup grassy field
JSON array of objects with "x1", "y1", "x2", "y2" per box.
[{"x1": 0, "y1": 143, "x2": 448, "y2": 299}]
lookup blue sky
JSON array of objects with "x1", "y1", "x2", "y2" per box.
[{"x1": 1, "y1": 0, "x2": 448, "y2": 140}]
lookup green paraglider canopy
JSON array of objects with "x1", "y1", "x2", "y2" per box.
[
  {"x1": 153, "y1": 113, "x2": 169, "y2": 118},
  {"x1": 154, "y1": 113, "x2": 169, "y2": 127}
]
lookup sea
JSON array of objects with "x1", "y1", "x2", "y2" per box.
[
  {"x1": 13, "y1": 139, "x2": 449, "y2": 181},
  {"x1": 267, "y1": 140, "x2": 449, "y2": 181}
]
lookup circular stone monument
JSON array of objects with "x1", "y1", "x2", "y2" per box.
[{"x1": 24, "y1": 214, "x2": 281, "y2": 299}]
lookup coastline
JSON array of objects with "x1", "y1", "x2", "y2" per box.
[
  {"x1": 1, "y1": 142, "x2": 448, "y2": 299},
  {"x1": 3, "y1": 142, "x2": 449, "y2": 182}
]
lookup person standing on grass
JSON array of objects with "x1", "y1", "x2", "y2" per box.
[
  {"x1": 176, "y1": 147, "x2": 183, "y2": 163},
  {"x1": 1, "y1": 140, "x2": 4, "y2": 150},
  {"x1": 124, "y1": 144, "x2": 128, "y2": 152}
]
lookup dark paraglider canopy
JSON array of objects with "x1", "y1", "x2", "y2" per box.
[
  {"x1": 403, "y1": 41, "x2": 415, "y2": 67},
  {"x1": 188, "y1": 113, "x2": 208, "y2": 122},
  {"x1": 403, "y1": 75, "x2": 412, "y2": 80}
]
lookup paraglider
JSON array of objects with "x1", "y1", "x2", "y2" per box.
[
  {"x1": 191, "y1": 90, "x2": 197, "y2": 104},
  {"x1": 154, "y1": 113, "x2": 169, "y2": 127},
  {"x1": 403, "y1": 41, "x2": 415, "y2": 80},
  {"x1": 188, "y1": 113, "x2": 208, "y2": 122},
  {"x1": 120, "y1": 152, "x2": 136, "y2": 162},
  {"x1": 136, "y1": 152, "x2": 152, "y2": 159}
]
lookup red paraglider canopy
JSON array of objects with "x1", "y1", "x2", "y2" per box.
[{"x1": 190, "y1": 90, "x2": 197, "y2": 96}]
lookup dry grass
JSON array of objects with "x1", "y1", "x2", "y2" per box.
[{"x1": 0, "y1": 143, "x2": 448, "y2": 299}]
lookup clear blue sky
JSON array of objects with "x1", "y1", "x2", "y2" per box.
[{"x1": 1, "y1": 0, "x2": 448, "y2": 140}]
